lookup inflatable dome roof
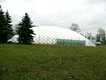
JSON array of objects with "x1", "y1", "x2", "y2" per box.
[{"x1": 9, "y1": 26, "x2": 95, "y2": 46}]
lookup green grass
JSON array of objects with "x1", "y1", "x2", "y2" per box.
[{"x1": 0, "y1": 44, "x2": 106, "y2": 80}]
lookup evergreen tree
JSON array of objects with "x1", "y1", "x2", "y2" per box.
[
  {"x1": 0, "y1": 6, "x2": 13, "y2": 43},
  {"x1": 17, "y1": 13, "x2": 35, "y2": 44},
  {"x1": 0, "y1": 5, "x2": 7, "y2": 43},
  {"x1": 5, "y1": 10, "x2": 13, "y2": 40}
]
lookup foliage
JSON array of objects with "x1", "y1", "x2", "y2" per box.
[
  {"x1": 17, "y1": 13, "x2": 35, "y2": 44},
  {"x1": 70, "y1": 23, "x2": 81, "y2": 33},
  {"x1": 0, "y1": 6, "x2": 7, "y2": 43},
  {"x1": 13, "y1": 24, "x2": 20, "y2": 35},
  {"x1": 85, "y1": 32, "x2": 92, "y2": 39},
  {"x1": 5, "y1": 11, "x2": 13, "y2": 40},
  {"x1": 96, "y1": 28, "x2": 106, "y2": 44},
  {"x1": 85, "y1": 32, "x2": 95, "y2": 40},
  {"x1": 0, "y1": 6, "x2": 13, "y2": 43}
]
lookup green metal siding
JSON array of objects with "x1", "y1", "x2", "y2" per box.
[{"x1": 56, "y1": 39, "x2": 86, "y2": 46}]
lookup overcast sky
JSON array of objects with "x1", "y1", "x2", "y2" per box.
[{"x1": 1, "y1": 0, "x2": 106, "y2": 34}]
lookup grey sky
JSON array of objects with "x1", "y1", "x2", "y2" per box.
[{"x1": 1, "y1": 0, "x2": 106, "y2": 34}]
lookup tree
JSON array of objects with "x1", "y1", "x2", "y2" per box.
[
  {"x1": 85, "y1": 32, "x2": 96, "y2": 41},
  {"x1": 0, "y1": 5, "x2": 7, "y2": 43},
  {"x1": 85, "y1": 32, "x2": 92, "y2": 39},
  {"x1": 17, "y1": 13, "x2": 35, "y2": 44},
  {"x1": 70, "y1": 23, "x2": 81, "y2": 33},
  {"x1": 13, "y1": 24, "x2": 20, "y2": 35},
  {"x1": 0, "y1": 6, "x2": 13, "y2": 43},
  {"x1": 5, "y1": 10, "x2": 13, "y2": 40},
  {"x1": 96, "y1": 28, "x2": 106, "y2": 44}
]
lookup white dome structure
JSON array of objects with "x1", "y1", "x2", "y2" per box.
[{"x1": 9, "y1": 26, "x2": 95, "y2": 46}]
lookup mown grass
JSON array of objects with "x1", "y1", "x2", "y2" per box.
[{"x1": 0, "y1": 44, "x2": 106, "y2": 80}]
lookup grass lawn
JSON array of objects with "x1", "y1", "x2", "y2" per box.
[{"x1": 0, "y1": 44, "x2": 106, "y2": 80}]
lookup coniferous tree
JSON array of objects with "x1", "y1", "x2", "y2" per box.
[
  {"x1": 0, "y1": 6, "x2": 13, "y2": 43},
  {"x1": 0, "y1": 5, "x2": 7, "y2": 43},
  {"x1": 5, "y1": 10, "x2": 13, "y2": 40},
  {"x1": 17, "y1": 13, "x2": 35, "y2": 44}
]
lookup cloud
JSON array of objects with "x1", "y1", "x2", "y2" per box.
[
  {"x1": 87, "y1": 0, "x2": 106, "y2": 4},
  {"x1": 0, "y1": 0, "x2": 6, "y2": 3},
  {"x1": 1, "y1": 0, "x2": 106, "y2": 34}
]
